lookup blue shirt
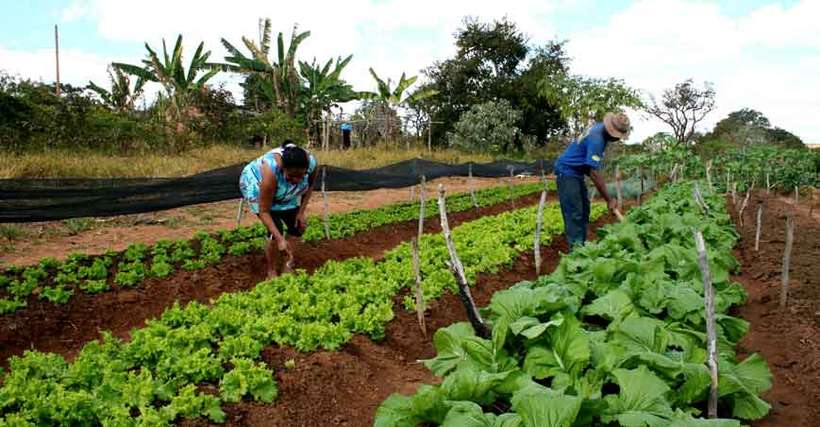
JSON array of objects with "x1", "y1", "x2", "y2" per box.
[
  {"x1": 554, "y1": 123, "x2": 609, "y2": 178},
  {"x1": 239, "y1": 147, "x2": 317, "y2": 212},
  {"x1": 340, "y1": 123, "x2": 352, "y2": 131}
]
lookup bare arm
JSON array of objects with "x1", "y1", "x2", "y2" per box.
[
  {"x1": 590, "y1": 169, "x2": 617, "y2": 211},
  {"x1": 296, "y1": 167, "x2": 319, "y2": 220},
  {"x1": 258, "y1": 163, "x2": 286, "y2": 244}
]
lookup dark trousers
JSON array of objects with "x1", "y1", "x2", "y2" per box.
[{"x1": 557, "y1": 174, "x2": 590, "y2": 250}]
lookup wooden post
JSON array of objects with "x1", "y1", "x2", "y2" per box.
[
  {"x1": 437, "y1": 184, "x2": 489, "y2": 337},
  {"x1": 693, "y1": 183, "x2": 710, "y2": 216},
  {"x1": 754, "y1": 202, "x2": 763, "y2": 252},
  {"x1": 235, "y1": 198, "x2": 245, "y2": 228},
  {"x1": 725, "y1": 171, "x2": 730, "y2": 195},
  {"x1": 417, "y1": 175, "x2": 426, "y2": 242},
  {"x1": 765, "y1": 172, "x2": 770, "y2": 194},
  {"x1": 54, "y1": 25, "x2": 61, "y2": 97},
  {"x1": 692, "y1": 229, "x2": 719, "y2": 418},
  {"x1": 468, "y1": 164, "x2": 478, "y2": 210},
  {"x1": 731, "y1": 182, "x2": 737, "y2": 206},
  {"x1": 427, "y1": 121, "x2": 432, "y2": 154},
  {"x1": 738, "y1": 187, "x2": 752, "y2": 228},
  {"x1": 615, "y1": 165, "x2": 623, "y2": 212},
  {"x1": 779, "y1": 214, "x2": 795, "y2": 309},
  {"x1": 534, "y1": 191, "x2": 547, "y2": 276},
  {"x1": 508, "y1": 167, "x2": 516, "y2": 209},
  {"x1": 410, "y1": 183, "x2": 416, "y2": 202},
  {"x1": 411, "y1": 237, "x2": 426, "y2": 336},
  {"x1": 794, "y1": 186, "x2": 799, "y2": 204},
  {"x1": 322, "y1": 167, "x2": 330, "y2": 239},
  {"x1": 669, "y1": 164, "x2": 679, "y2": 182},
  {"x1": 705, "y1": 160, "x2": 713, "y2": 192}
]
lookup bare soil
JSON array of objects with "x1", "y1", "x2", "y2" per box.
[
  {"x1": 0, "y1": 190, "x2": 548, "y2": 367},
  {"x1": 730, "y1": 192, "x2": 819, "y2": 427},
  {"x1": 0, "y1": 176, "x2": 533, "y2": 267},
  {"x1": 177, "y1": 215, "x2": 615, "y2": 427}
]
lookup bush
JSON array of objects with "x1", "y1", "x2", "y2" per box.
[{"x1": 447, "y1": 99, "x2": 524, "y2": 155}]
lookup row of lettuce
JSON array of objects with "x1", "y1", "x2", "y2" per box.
[
  {"x1": 0, "y1": 198, "x2": 603, "y2": 426},
  {"x1": 0, "y1": 181, "x2": 551, "y2": 315},
  {"x1": 375, "y1": 182, "x2": 772, "y2": 427}
]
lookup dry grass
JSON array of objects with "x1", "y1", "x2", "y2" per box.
[{"x1": 0, "y1": 144, "x2": 496, "y2": 178}]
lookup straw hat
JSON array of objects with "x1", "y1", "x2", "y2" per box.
[{"x1": 603, "y1": 112, "x2": 631, "y2": 139}]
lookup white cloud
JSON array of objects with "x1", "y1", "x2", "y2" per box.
[
  {"x1": 0, "y1": 46, "x2": 110, "y2": 87},
  {"x1": 566, "y1": 0, "x2": 820, "y2": 143}
]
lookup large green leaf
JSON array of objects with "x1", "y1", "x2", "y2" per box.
[
  {"x1": 718, "y1": 354, "x2": 772, "y2": 420},
  {"x1": 510, "y1": 385, "x2": 582, "y2": 427},
  {"x1": 602, "y1": 366, "x2": 674, "y2": 427}
]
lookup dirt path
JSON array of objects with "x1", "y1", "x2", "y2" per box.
[
  {"x1": 731, "y1": 193, "x2": 820, "y2": 427},
  {"x1": 0, "y1": 176, "x2": 535, "y2": 267},
  {"x1": 179, "y1": 215, "x2": 615, "y2": 427},
  {"x1": 0, "y1": 191, "x2": 549, "y2": 367}
]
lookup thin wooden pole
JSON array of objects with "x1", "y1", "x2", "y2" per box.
[
  {"x1": 754, "y1": 202, "x2": 763, "y2": 252},
  {"x1": 235, "y1": 198, "x2": 245, "y2": 228},
  {"x1": 54, "y1": 25, "x2": 61, "y2": 97},
  {"x1": 692, "y1": 229, "x2": 719, "y2": 418},
  {"x1": 409, "y1": 183, "x2": 416, "y2": 202},
  {"x1": 731, "y1": 182, "x2": 737, "y2": 206},
  {"x1": 417, "y1": 175, "x2": 426, "y2": 242},
  {"x1": 706, "y1": 160, "x2": 713, "y2": 192},
  {"x1": 508, "y1": 167, "x2": 516, "y2": 209},
  {"x1": 615, "y1": 165, "x2": 623, "y2": 212},
  {"x1": 411, "y1": 237, "x2": 426, "y2": 336},
  {"x1": 693, "y1": 183, "x2": 710, "y2": 216},
  {"x1": 765, "y1": 172, "x2": 770, "y2": 194},
  {"x1": 468, "y1": 164, "x2": 478, "y2": 210},
  {"x1": 534, "y1": 191, "x2": 546, "y2": 276},
  {"x1": 437, "y1": 184, "x2": 489, "y2": 337},
  {"x1": 321, "y1": 167, "x2": 330, "y2": 239},
  {"x1": 638, "y1": 165, "x2": 644, "y2": 205},
  {"x1": 779, "y1": 214, "x2": 795, "y2": 309},
  {"x1": 738, "y1": 186, "x2": 752, "y2": 228},
  {"x1": 794, "y1": 186, "x2": 799, "y2": 204},
  {"x1": 427, "y1": 121, "x2": 432, "y2": 154}
]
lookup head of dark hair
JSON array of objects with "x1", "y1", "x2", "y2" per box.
[{"x1": 280, "y1": 140, "x2": 309, "y2": 169}]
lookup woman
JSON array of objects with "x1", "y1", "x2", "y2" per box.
[{"x1": 239, "y1": 141, "x2": 318, "y2": 278}]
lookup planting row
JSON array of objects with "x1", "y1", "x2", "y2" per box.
[
  {"x1": 0, "y1": 181, "x2": 550, "y2": 315},
  {"x1": 0, "y1": 199, "x2": 602, "y2": 426},
  {"x1": 376, "y1": 182, "x2": 772, "y2": 427}
]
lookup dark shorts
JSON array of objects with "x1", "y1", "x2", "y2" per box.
[{"x1": 268, "y1": 208, "x2": 305, "y2": 238}]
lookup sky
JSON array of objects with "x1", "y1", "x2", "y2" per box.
[{"x1": 0, "y1": 0, "x2": 818, "y2": 143}]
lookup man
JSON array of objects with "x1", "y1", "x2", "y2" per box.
[{"x1": 554, "y1": 112, "x2": 630, "y2": 249}]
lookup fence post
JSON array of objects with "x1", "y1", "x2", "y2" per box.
[
  {"x1": 534, "y1": 191, "x2": 547, "y2": 276},
  {"x1": 779, "y1": 214, "x2": 795, "y2": 309},
  {"x1": 794, "y1": 186, "x2": 799, "y2": 204},
  {"x1": 322, "y1": 167, "x2": 330, "y2": 239},
  {"x1": 738, "y1": 186, "x2": 752, "y2": 228},
  {"x1": 692, "y1": 229, "x2": 719, "y2": 418},
  {"x1": 437, "y1": 184, "x2": 489, "y2": 337},
  {"x1": 508, "y1": 167, "x2": 516, "y2": 209},
  {"x1": 235, "y1": 198, "x2": 245, "y2": 229},
  {"x1": 705, "y1": 160, "x2": 713, "y2": 192},
  {"x1": 468, "y1": 163, "x2": 478, "y2": 210},
  {"x1": 754, "y1": 202, "x2": 763, "y2": 252},
  {"x1": 411, "y1": 237, "x2": 426, "y2": 336},
  {"x1": 615, "y1": 165, "x2": 623, "y2": 212},
  {"x1": 693, "y1": 183, "x2": 710, "y2": 216},
  {"x1": 417, "y1": 174, "x2": 426, "y2": 242},
  {"x1": 638, "y1": 165, "x2": 644, "y2": 205},
  {"x1": 765, "y1": 171, "x2": 770, "y2": 194}
]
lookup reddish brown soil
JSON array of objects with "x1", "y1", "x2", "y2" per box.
[
  {"x1": 178, "y1": 215, "x2": 615, "y2": 427},
  {"x1": 730, "y1": 193, "x2": 820, "y2": 427},
  {"x1": 0, "y1": 192, "x2": 548, "y2": 366}
]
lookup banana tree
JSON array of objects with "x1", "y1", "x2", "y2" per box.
[
  {"x1": 87, "y1": 65, "x2": 145, "y2": 112},
  {"x1": 218, "y1": 20, "x2": 309, "y2": 117},
  {"x1": 298, "y1": 55, "x2": 358, "y2": 147},
  {"x1": 361, "y1": 68, "x2": 437, "y2": 143},
  {"x1": 113, "y1": 35, "x2": 219, "y2": 123}
]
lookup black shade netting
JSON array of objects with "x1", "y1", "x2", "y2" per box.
[{"x1": 0, "y1": 158, "x2": 554, "y2": 223}]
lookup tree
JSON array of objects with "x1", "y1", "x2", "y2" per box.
[
  {"x1": 87, "y1": 65, "x2": 145, "y2": 112},
  {"x1": 708, "y1": 108, "x2": 804, "y2": 149},
  {"x1": 645, "y1": 79, "x2": 715, "y2": 145},
  {"x1": 298, "y1": 55, "x2": 358, "y2": 146},
  {"x1": 218, "y1": 21, "x2": 310, "y2": 117},
  {"x1": 113, "y1": 35, "x2": 219, "y2": 126},
  {"x1": 447, "y1": 99, "x2": 523, "y2": 155},
  {"x1": 539, "y1": 75, "x2": 642, "y2": 140},
  {"x1": 360, "y1": 68, "x2": 436, "y2": 142}
]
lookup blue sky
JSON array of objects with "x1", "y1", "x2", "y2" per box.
[{"x1": 1, "y1": 0, "x2": 818, "y2": 143}]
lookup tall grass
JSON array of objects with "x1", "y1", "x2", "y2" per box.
[{"x1": 0, "y1": 144, "x2": 497, "y2": 178}]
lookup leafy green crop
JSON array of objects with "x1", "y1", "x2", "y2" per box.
[
  {"x1": 0, "y1": 197, "x2": 587, "y2": 425},
  {"x1": 375, "y1": 182, "x2": 772, "y2": 427},
  {"x1": 0, "y1": 182, "x2": 549, "y2": 315}
]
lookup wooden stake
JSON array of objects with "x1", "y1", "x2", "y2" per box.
[
  {"x1": 615, "y1": 165, "x2": 623, "y2": 212},
  {"x1": 692, "y1": 229, "x2": 719, "y2": 418},
  {"x1": 235, "y1": 198, "x2": 245, "y2": 228},
  {"x1": 411, "y1": 237, "x2": 426, "y2": 336},
  {"x1": 638, "y1": 165, "x2": 644, "y2": 205},
  {"x1": 534, "y1": 191, "x2": 546, "y2": 276},
  {"x1": 705, "y1": 160, "x2": 713, "y2": 192},
  {"x1": 322, "y1": 167, "x2": 330, "y2": 239},
  {"x1": 409, "y1": 183, "x2": 416, "y2": 202},
  {"x1": 427, "y1": 121, "x2": 432, "y2": 154},
  {"x1": 508, "y1": 167, "x2": 516, "y2": 209},
  {"x1": 779, "y1": 214, "x2": 795, "y2": 309},
  {"x1": 765, "y1": 172, "x2": 770, "y2": 194},
  {"x1": 417, "y1": 175, "x2": 426, "y2": 242},
  {"x1": 669, "y1": 164, "x2": 679, "y2": 182},
  {"x1": 794, "y1": 186, "x2": 799, "y2": 204},
  {"x1": 726, "y1": 171, "x2": 730, "y2": 195},
  {"x1": 468, "y1": 164, "x2": 478, "y2": 210},
  {"x1": 738, "y1": 187, "x2": 752, "y2": 228},
  {"x1": 437, "y1": 184, "x2": 489, "y2": 337},
  {"x1": 692, "y1": 183, "x2": 710, "y2": 216},
  {"x1": 754, "y1": 202, "x2": 763, "y2": 252},
  {"x1": 731, "y1": 182, "x2": 737, "y2": 206}
]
